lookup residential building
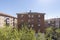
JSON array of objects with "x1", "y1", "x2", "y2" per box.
[
  {"x1": 45, "y1": 18, "x2": 60, "y2": 28},
  {"x1": 0, "y1": 13, "x2": 17, "y2": 28},
  {"x1": 17, "y1": 11, "x2": 45, "y2": 32}
]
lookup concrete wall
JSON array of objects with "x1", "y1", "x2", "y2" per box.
[
  {"x1": 0, "y1": 15, "x2": 17, "y2": 28},
  {"x1": 0, "y1": 16, "x2": 5, "y2": 27}
]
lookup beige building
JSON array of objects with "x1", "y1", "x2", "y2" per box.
[
  {"x1": 45, "y1": 18, "x2": 60, "y2": 28},
  {"x1": 0, "y1": 16, "x2": 5, "y2": 27},
  {"x1": 0, "y1": 13, "x2": 17, "y2": 28}
]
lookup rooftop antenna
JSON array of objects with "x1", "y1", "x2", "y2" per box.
[
  {"x1": 28, "y1": 10, "x2": 31, "y2": 14},
  {"x1": 29, "y1": 10, "x2": 31, "y2": 13}
]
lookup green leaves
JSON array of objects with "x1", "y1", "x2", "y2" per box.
[
  {"x1": 0, "y1": 26, "x2": 36, "y2": 40},
  {"x1": 0, "y1": 26, "x2": 60, "y2": 40}
]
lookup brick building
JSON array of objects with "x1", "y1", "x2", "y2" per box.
[
  {"x1": 0, "y1": 13, "x2": 17, "y2": 28},
  {"x1": 17, "y1": 12, "x2": 45, "y2": 32}
]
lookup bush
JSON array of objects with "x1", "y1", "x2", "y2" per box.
[
  {"x1": 0, "y1": 26, "x2": 60, "y2": 40},
  {"x1": 0, "y1": 27, "x2": 36, "y2": 40}
]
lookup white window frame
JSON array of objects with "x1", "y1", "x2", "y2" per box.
[
  {"x1": 38, "y1": 24, "x2": 40, "y2": 26},
  {"x1": 31, "y1": 24, "x2": 34, "y2": 27},
  {"x1": 21, "y1": 15, "x2": 24, "y2": 17},
  {"x1": 28, "y1": 19, "x2": 30, "y2": 22},
  {"x1": 28, "y1": 15, "x2": 31, "y2": 18},
  {"x1": 32, "y1": 15, "x2": 34, "y2": 18},
  {"x1": 38, "y1": 15, "x2": 40, "y2": 17}
]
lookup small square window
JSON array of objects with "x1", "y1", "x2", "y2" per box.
[
  {"x1": 21, "y1": 15, "x2": 24, "y2": 17},
  {"x1": 32, "y1": 15, "x2": 34, "y2": 18},
  {"x1": 28, "y1": 19, "x2": 30, "y2": 22},
  {"x1": 7, "y1": 21, "x2": 9, "y2": 23},
  {"x1": 48, "y1": 21, "x2": 50, "y2": 23},
  {"x1": 28, "y1": 15, "x2": 31, "y2": 18},
  {"x1": 31, "y1": 24, "x2": 34, "y2": 27},
  {"x1": 38, "y1": 24, "x2": 40, "y2": 26},
  {"x1": 7, "y1": 19, "x2": 9, "y2": 21},
  {"x1": 38, "y1": 15, "x2": 40, "y2": 17}
]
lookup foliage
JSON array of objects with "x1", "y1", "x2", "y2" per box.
[
  {"x1": 36, "y1": 32, "x2": 46, "y2": 40},
  {"x1": 45, "y1": 27, "x2": 60, "y2": 40},
  {"x1": 0, "y1": 26, "x2": 36, "y2": 40},
  {"x1": 0, "y1": 26, "x2": 60, "y2": 40}
]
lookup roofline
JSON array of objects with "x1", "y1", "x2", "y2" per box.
[
  {"x1": 45, "y1": 18, "x2": 60, "y2": 21},
  {"x1": 16, "y1": 12, "x2": 45, "y2": 15},
  {"x1": 0, "y1": 13, "x2": 17, "y2": 19}
]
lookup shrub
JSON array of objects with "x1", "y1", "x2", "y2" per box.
[
  {"x1": 0, "y1": 27, "x2": 36, "y2": 40},
  {"x1": 0, "y1": 26, "x2": 60, "y2": 40}
]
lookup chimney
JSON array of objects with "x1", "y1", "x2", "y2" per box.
[{"x1": 29, "y1": 10, "x2": 31, "y2": 13}]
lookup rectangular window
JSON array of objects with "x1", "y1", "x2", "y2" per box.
[
  {"x1": 28, "y1": 15, "x2": 31, "y2": 18},
  {"x1": 31, "y1": 24, "x2": 34, "y2": 27},
  {"x1": 38, "y1": 24, "x2": 40, "y2": 26},
  {"x1": 28, "y1": 19, "x2": 30, "y2": 22},
  {"x1": 21, "y1": 15, "x2": 24, "y2": 17},
  {"x1": 31, "y1": 15, "x2": 34, "y2": 18},
  {"x1": 38, "y1": 15, "x2": 40, "y2": 17}
]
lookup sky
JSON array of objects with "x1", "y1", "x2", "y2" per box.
[{"x1": 0, "y1": 0, "x2": 60, "y2": 19}]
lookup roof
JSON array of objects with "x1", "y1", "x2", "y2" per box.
[
  {"x1": 45, "y1": 18, "x2": 60, "y2": 21},
  {"x1": 0, "y1": 12, "x2": 17, "y2": 19},
  {"x1": 16, "y1": 12, "x2": 45, "y2": 15}
]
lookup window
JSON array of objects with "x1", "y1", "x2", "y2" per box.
[
  {"x1": 32, "y1": 15, "x2": 34, "y2": 18},
  {"x1": 7, "y1": 21, "x2": 9, "y2": 23},
  {"x1": 38, "y1": 19, "x2": 40, "y2": 23},
  {"x1": 21, "y1": 15, "x2": 24, "y2": 17},
  {"x1": 38, "y1": 15, "x2": 40, "y2": 17},
  {"x1": 28, "y1": 15, "x2": 31, "y2": 18},
  {"x1": 28, "y1": 19, "x2": 30, "y2": 22},
  {"x1": 38, "y1": 24, "x2": 40, "y2": 26},
  {"x1": 31, "y1": 24, "x2": 34, "y2": 27},
  {"x1": 7, "y1": 19, "x2": 9, "y2": 21},
  {"x1": 6, "y1": 17, "x2": 9, "y2": 23},
  {"x1": 48, "y1": 21, "x2": 50, "y2": 23}
]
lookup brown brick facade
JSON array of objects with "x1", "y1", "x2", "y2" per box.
[{"x1": 17, "y1": 12, "x2": 45, "y2": 32}]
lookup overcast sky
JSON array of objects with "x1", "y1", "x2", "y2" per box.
[{"x1": 0, "y1": 0, "x2": 60, "y2": 19}]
